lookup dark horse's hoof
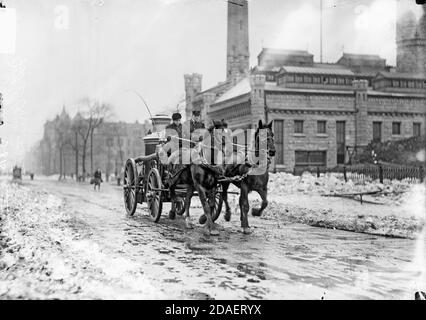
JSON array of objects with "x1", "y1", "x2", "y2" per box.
[
  {"x1": 199, "y1": 214, "x2": 207, "y2": 224},
  {"x1": 176, "y1": 199, "x2": 185, "y2": 216},
  {"x1": 224, "y1": 210, "x2": 232, "y2": 222},
  {"x1": 251, "y1": 208, "x2": 262, "y2": 217},
  {"x1": 168, "y1": 210, "x2": 176, "y2": 220},
  {"x1": 241, "y1": 227, "x2": 251, "y2": 235}
]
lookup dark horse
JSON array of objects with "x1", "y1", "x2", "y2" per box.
[
  {"x1": 166, "y1": 121, "x2": 232, "y2": 235},
  {"x1": 201, "y1": 120, "x2": 276, "y2": 234}
]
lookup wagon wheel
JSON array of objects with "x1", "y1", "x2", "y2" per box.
[
  {"x1": 146, "y1": 168, "x2": 163, "y2": 222},
  {"x1": 123, "y1": 158, "x2": 138, "y2": 216},
  {"x1": 198, "y1": 186, "x2": 223, "y2": 224}
]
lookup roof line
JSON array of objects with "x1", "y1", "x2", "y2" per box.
[{"x1": 210, "y1": 92, "x2": 251, "y2": 108}]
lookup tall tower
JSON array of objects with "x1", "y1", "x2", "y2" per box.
[
  {"x1": 227, "y1": 0, "x2": 250, "y2": 83},
  {"x1": 396, "y1": 1, "x2": 426, "y2": 75},
  {"x1": 184, "y1": 73, "x2": 203, "y2": 119}
]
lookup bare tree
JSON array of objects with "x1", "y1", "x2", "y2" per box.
[
  {"x1": 68, "y1": 114, "x2": 84, "y2": 180},
  {"x1": 74, "y1": 115, "x2": 90, "y2": 181},
  {"x1": 113, "y1": 125, "x2": 125, "y2": 170},
  {"x1": 54, "y1": 115, "x2": 71, "y2": 180},
  {"x1": 76, "y1": 98, "x2": 113, "y2": 181}
]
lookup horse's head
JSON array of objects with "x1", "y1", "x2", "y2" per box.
[{"x1": 255, "y1": 120, "x2": 276, "y2": 157}]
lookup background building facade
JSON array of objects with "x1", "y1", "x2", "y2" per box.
[
  {"x1": 25, "y1": 108, "x2": 152, "y2": 179},
  {"x1": 184, "y1": 0, "x2": 426, "y2": 172}
]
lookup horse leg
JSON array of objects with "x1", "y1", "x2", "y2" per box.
[
  {"x1": 222, "y1": 182, "x2": 233, "y2": 222},
  {"x1": 252, "y1": 188, "x2": 268, "y2": 217},
  {"x1": 168, "y1": 186, "x2": 177, "y2": 220},
  {"x1": 208, "y1": 188, "x2": 217, "y2": 226},
  {"x1": 184, "y1": 185, "x2": 194, "y2": 229},
  {"x1": 196, "y1": 184, "x2": 218, "y2": 236},
  {"x1": 199, "y1": 183, "x2": 225, "y2": 225},
  {"x1": 198, "y1": 184, "x2": 221, "y2": 224},
  {"x1": 239, "y1": 183, "x2": 251, "y2": 234}
]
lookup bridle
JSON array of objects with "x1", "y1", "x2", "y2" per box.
[{"x1": 252, "y1": 127, "x2": 274, "y2": 168}]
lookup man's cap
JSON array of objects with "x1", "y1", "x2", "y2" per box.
[
  {"x1": 172, "y1": 112, "x2": 182, "y2": 120},
  {"x1": 192, "y1": 110, "x2": 201, "y2": 116}
]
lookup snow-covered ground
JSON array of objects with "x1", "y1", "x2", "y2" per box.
[
  {"x1": 268, "y1": 171, "x2": 417, "y2": 203},
  {"x1": 0, "y1": 181, "x2": 163, "y2": 299},
  {"x1": 0, "y1": 176, "x2": 425, "y2": 299},
  {"x1": 227, "y1": 172, "x2": 426, "y2": 239}
]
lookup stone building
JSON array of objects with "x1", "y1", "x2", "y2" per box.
[
  {"x1": 184, "y1": 0, "x2": 426, "y2": 172},
  {"x1": 29, "y1": 108, "x2": 151, "y2": 178},
  {"x1": 91, "y1": 121, "x2": 148, "y2": 178}
]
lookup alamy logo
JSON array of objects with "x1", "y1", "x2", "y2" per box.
[{"x1": 159, "y1": 128, "x2": 272, "y2": 175}]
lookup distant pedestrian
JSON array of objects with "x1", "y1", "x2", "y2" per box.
[{"x1": 92, "y1": 168, "x2": 102, "y2": 191}]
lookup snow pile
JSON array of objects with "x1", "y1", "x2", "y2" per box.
[
  {"x1": 268, "y1": 171, "x2": 416, "y2": 203},
  {"x1": 0, "y1": 181, "x2": 163, "y2": 299}
]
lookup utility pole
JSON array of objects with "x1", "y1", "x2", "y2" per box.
[{"x1": 320, "y1": 0, "x2": 323, "y2": 63}]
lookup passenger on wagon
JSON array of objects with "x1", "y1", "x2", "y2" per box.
[
  {"x1": 165, "y1": 112, "x2": 183, "y2": 167},
  {"x1": 182, "y1": 110, "x2": 206, "y2": 148},
  {"x1": 165, "y1": 112, "x2": 182, "y2": 139}
]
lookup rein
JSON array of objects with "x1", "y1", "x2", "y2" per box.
[{"x1": 167, "y1": 129, "x2": 273, "y2": 166}]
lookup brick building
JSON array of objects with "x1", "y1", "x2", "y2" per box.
[{"x1": 184, "y1": 0, "x2": 426, "y2": 171}]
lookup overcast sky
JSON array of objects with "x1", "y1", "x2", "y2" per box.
[{"x1": 0, "y1": 0, "x2": 422, "y2": 165}]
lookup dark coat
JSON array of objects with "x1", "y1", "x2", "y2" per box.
[
  {"x1": 94, "y1": 170, "x2": 102, "y2": 179},
  {"x1": 190, "y1": 120, "x2": 205, "y2": 133},
  {"x1": 165, "y1": 123, "x2": 182, "y2": 137},
  {"x1": 181, "y1": 120, "x2": 205, "y2": 147}
]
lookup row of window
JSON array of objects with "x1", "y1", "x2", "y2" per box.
[
  {"x1": 373, "y1": 121, "x2": 422, "y2": 140},
  {"x1": 295, "y1": 151, "x2": 327, "y2": 166},
  {"x1": 278, "y1": 74, "x2": 353, "y2": 86},
  {"x1": 389, "y1": 79, "x2": 425, "y2": 89},
  {"x1": 294, "y1": 120, "x2": 327, "y2": 134},
  {"x1": 292, "y1": 120, "x2": 422, "y2": 137},
  {"x1": 276, "y1": 74, "x2": 426, "y2": 89}
]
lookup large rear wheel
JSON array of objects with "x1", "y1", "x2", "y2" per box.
[
  {"x1": 123, "y1": 158, "x2": 138, "y2": 216},
  {"x1": 146, "y1": 168, "x2": 163, "y2": 222}
]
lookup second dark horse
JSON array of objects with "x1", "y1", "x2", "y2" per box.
[
  {"x1": 199, "y1": 120, "x2": 276, "y2": 234},
  {"x1": 167, "y1": 121, "x2": 232, "y2": 235}
]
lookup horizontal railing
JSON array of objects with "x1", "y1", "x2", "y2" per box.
[{"x1": 294, "y1": 163, "x2": 425, "y2": 184}]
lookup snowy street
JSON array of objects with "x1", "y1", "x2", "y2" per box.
[{"x1": 0, "y1": 175, "x2": 424, "y2": 299}]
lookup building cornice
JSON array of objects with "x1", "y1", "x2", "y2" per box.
[
  {"x1": 264, "y1": 88, "x2": 354, "y2": 97},
  {"x1": 269, "y1": 108, "x2": 356, "y2": 116},
  {"x1": 367, "y1": 111, "x2": 426, "y2": 117}
]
